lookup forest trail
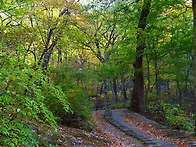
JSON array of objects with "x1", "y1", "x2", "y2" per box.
[
  {"x1": 104, "y1": 109, "x2": 176, "y2": 147},
  {"x1": 104, "y1": 109, "x2": 196, "y2": 147},
  {"x1": 54, "y1": 109, "x2": 196, "y2": 146},
  {"x1": 93, "y1": 110, "x2": 143, "y2": 146},
  {"x1": 105, "y1": 110, "x2": 177, "y2": 147},
  {"x1": 55, "y1": 110, "x2": 143, "y2": 146}
]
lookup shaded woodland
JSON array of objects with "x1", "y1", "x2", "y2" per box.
[{"x1": 0, "y1": 0, "x2": 196, "y2": 146}]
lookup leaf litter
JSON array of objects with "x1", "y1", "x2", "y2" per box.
[{"x1": 121, "y1": 110, "x2": 196, "y2": 147}]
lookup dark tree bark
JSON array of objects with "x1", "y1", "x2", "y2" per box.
[
  {"x1": 42, "y1": 38, "x2": 58, "y2": 70},
  {"x1": 166, "y1": 81, "x2": 170, "y2": 102},
  {"x1": 192, "y1": 0, "x2": 196, "y2": 135},
  {"x1": 154, "y1": 49, "x2": 160, "y2": 101},
  {"x1": 104, "y1": 80, "x2": 109, "y2": 108},
  {"x1": 58, "y1": 48, "x2": 63, "y2": 65},
  {"x1": 145, "y1": 53, "x2": 150, "y2": 106},
  {"x1": 111, "y1": 79, "x2": 118, "y2": 104},
  {"x1": 184, "y1": 69, "x2": 189, "y2": 98},
  {"x1": 113, "y1": 79, "x2": 119, "y2": 102},
  {"x1": 37, "y1": 6, "x2": 72, "y2": 70},
  {"x1": 130, "y1": 0, "x2": 151, "y2": 115},
  {"x1": 121, "y1": 77, "x2": 128, "y2": 101},
  {"x1": 176, "y1": 77, "x2": 182, "y2": 106}
]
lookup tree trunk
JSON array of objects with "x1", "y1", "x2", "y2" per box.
[
  {"x1": 114, "y1": 79, "x2": 119, "y2": 102},
  {"x1": 42, "y1": 48, "x2": 54, "y2": 70},
  {"x1": 154, "y1": 49, "x2": 160, "y2": 104},
  {"x1": 111, "y1": 79, "x2": 118, "y2": 104},
  {"x1": 121, "y1": 77, "x2": 128, "y2": 102},
  {"x1": 104, "y1": 79, "x2": 109, "y2": 108},
  {"x1": 130, "y1": 0, "x2": 151, "y2": 115},
  {"x1": 58, "y1": 48, "x2": 62, "y2": 65},
  {"x1": 184, "y1": 70, "x2": 189, "y2": 98},
  {"x1": 145, "y1": 53, "x2": 150, "y2": 106},
  {"x1": 176, "y1": 77, "x2": 182, "y2": 106},
  {"x1": 39, "y1": 31, "x2": 58, "y2": 70},
  {"x1": 73, "y1": 55, "x2": 78, "y2": 83},
  {"x1": 192, "y1": 0, "x2": 196, "y2": 135},
  {"x1": 166, "y1": 81, "x2": 170, "y2": 102}
]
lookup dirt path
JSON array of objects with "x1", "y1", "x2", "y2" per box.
[
  {"x1": 53, "y1": 110, "x2": 143, "y2": 146},
  {"x1": 50, "y1": 109, "x2": 195, "y2": 146},
  {"x1": 92, "y1": 110, "x2": 143, "y2": 146},
  {"x1": 104, "y1": 109, "x2": 196, "y2": 147},
  {"x1": 121, "y1": 109, "x2": 196, "y2": 147},
  {"x1": 104, "y1": 109, "x2": 177, "y2": 147}
]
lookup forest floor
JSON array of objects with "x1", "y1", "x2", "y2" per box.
[
  {"x1": 52, "y1": 110, "x2": 141, "y2": 146},
  {"x1": 48, "y1": 109, "x2": 196, "y2": 147}
]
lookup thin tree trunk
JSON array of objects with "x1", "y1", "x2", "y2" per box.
[
  {"x1": 128, "y1": 79, "x2": 133, "y2": 98},
  {"x1": 114, "y1": 79, "x2": 119, "y2": 102},
  {"x1": 154, "y1": 49, "x2": 160, "y2": 103},
  {"x1": 111, "y1": 80, "x2": 116, "y2": 104},
  {"x1": 166, "y1": 81, "x2": 170, "y2": 102},
  {"x1": 145, "y1": 53, "x2": 150, "y2": 107},
  {"x1": 111, "y1": 79, "x2": 118, "y2": 104},
  {"x1": 120, "y1": 80, "x2": 123, "y2": 102},
  {"x1": 176, "y1": 77, "x2": 182, "y2": 106},
  {"x1": 184, "y1": 67, "x2": 189, "y2": 98},
  {"x1": 184, "y1": 56, "x2": 192, "y2": 99},
  {"x1": 42, "y1": 47, "x2": 55, "y2": 70},
  {"x1": 73, "y1": 55, "x2": 78, "y2": 83},
  {"x1": 58, "y1": 48, "x2": 62, "y2": 65},
  {"x1": 104, "y1": 79, "x2": 109, "y2": 108},
  {"x1": 121, "y1": 77, "x2": 128, "y2": 102}
]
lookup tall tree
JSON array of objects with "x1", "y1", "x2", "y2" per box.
[
  {"x1": 33, "y1": 0, "x2": 79, "y2": 70},
  {"x1": 192, "y1": 0, "x2": 196, "y2": 135},
  {"x1": 74, "y1": 0, "x2": 121, "y2": 107},
  {"x1": 130, "y1": 0, "x2": 151, "y2": 115}
]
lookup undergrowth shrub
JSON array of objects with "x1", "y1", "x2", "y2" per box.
[
  {"x1": 106, "y1": 100, "x2": 131, "y2": 109},
  {"x1": 47, "y1": 67, "x2": 93, "y2": 129},
  {"x1": 164, "y1": 105, "x2": 194, "y2": 131},
  {"x1": 0, "y1": 49, "x2": 69, "y2": 146},
  {"x1": 146, "y1": 102, "x2": 195, "y2": 131},
  {"x1": 43, "y1": 89, "x2": 69, "y2": 122},
  {"x1": 61, "y1": 83, "x2": 93, "y2": 129}
]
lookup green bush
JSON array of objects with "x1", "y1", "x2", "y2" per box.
[
  {"x1": 0, "y1": 51, "x2": 69, "y2": 146},
  {"x1": 46, "y1": 67, "x2": 93, "y2": 129},
  {"x1": 146, "y1": 102, "x2": 195, "y2": 131},
  {"x1": 165, "y1": 106, "x2": 194, "y2": 131},
  {"x1": 49, "y1": 66, "x2": 72, "y2": 85},
  {"x1": 106, "y1": 100, "x2": 131, "y2": 109},
  {"x1": 60, "y1": 83, "x2": 94, "y2": 129}
]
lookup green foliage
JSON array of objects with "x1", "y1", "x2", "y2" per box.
[
  {"x1": 43, "y1": 85, "x2": 70, "y2": 121},
  {"x1": 0, "y1": 0, "x2": 195, "y2": 140},
  {"x1": 146, "y1": 102, "x2": 195, "y2": 131},
  {"x1": 72, "y1": 71, "x2": 87, "y2": 82},
  {"x1": 62, "y1": 83, "x2": 93, "y2": 129},
  {"x1": 47, "y1": 66, "x2": 93, "y2": 129},
  {"x1": 165, "y1": 106, "x2": 194, "y2": 131},
  {"x1": 0, "y1": 48, "x2": 70, "y2": 146},
  {"x1": 146, "y1": 101, "x2": 159, "y2": 114},
  {"x1": 106, "y1": 100, "x2": 131, "y2": 109}
]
